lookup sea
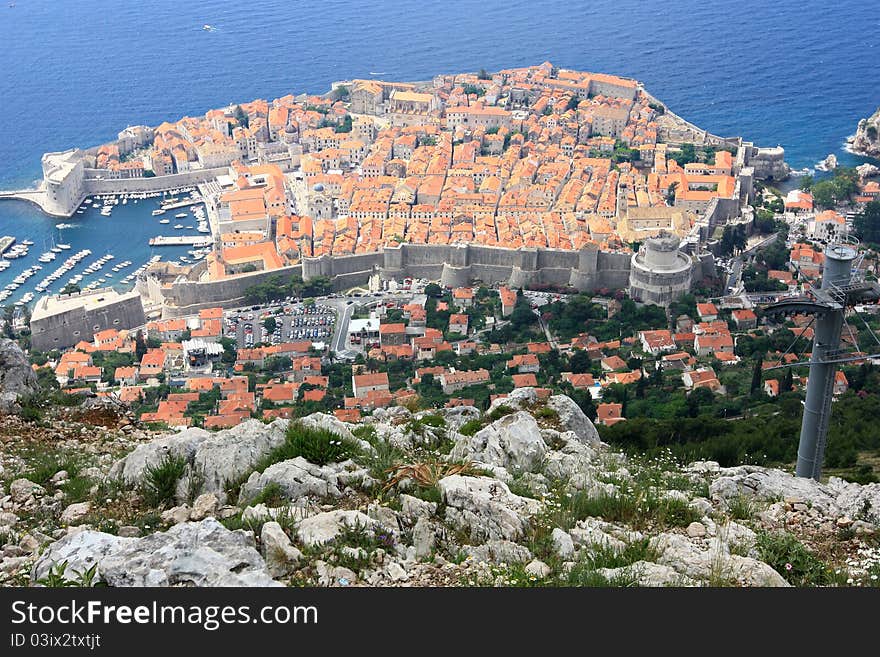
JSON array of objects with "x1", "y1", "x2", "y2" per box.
[{"x1": 1, "y1": 0, "x2": 879, "y2": 307}]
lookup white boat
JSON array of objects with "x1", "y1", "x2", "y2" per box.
[
  {"x1": 51, "y1": 246, "x2": 63, "y2": 253},
  {"x1": 57, "y1": 243, "x2": 71, "y2": 250},
  {"x1": 174, "y1": 224, "x2": 184, "y2": 229},
  {"x1": 152, "y1": 209, "x2": 166, "y2": 216},
  {"x1": 0, "y1": 261, "x2": 10, "y2": 271},
  {"x1": 22, "y1": 240, "x2": 34, "y2": 246},
  {"x1": 159, "y1": 219, "x2": 170, "y2": 224},
  {"x1": 175, "y1": 213, "x2": 188, "y2": 218}
]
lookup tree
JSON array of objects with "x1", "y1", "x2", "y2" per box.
[
  {"x1": 799, "y1": 174, "x2": 814, "y2": 191},
  {"x1": 687, "y1": 386, "x2": 715, "y2": 417},
  {"x1": 854, "y1": 200, "x2": 880, "y2": 245},
  {"x1": 751, "y1": 358, "x2": 763, "y2": 393},
  {"x1": 135, "y1": 330, "x2": 147, "y2": 361},
  {"x1": 477, "y1": 68, "x2": 491, "y2": 80},
  {"x1": 233, "y1": 105, "x2": 249, "y2": 129},
  {"x1": 425, "y1": 283, "x2": 443, "y2": 298},
  {"x1": 263, "y1": 316, "x2": 277, "y2": 334},
  {"x1": 510, "y1": 289, "x2": 538, "y2": 330},
  {"x1": 569, "y1": 349, "x2": 592, "y2": 374},
  {"x1": 566, "y1": 95, "x2": 580, "y2": 111},
  {"x1": 60, "y1": 283, "x2": 81, "y2": 295},
  {"x1": 782, "y1": 368, "x2": 794, "y2": 393}
]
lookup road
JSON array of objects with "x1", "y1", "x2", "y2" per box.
[{"x1": 322, "y1": 291, "x2": 413, "y2": 358}]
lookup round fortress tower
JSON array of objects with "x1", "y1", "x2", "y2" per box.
[{"x1": 628, "y1": 232, "x2": 694, "y2": 306}]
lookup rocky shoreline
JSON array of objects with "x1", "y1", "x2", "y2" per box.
[{"x1": 850, "y1": 106, "x2": 880, "y2": 159}]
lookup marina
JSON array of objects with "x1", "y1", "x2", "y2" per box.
[{"x1": 0, "y1": 190, "x2": 209, "y2": 307}]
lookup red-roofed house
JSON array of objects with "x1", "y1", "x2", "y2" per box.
[
  {"x1": 512, "y1": 373, "x2": 538, "y2": 388},
  {"x1": 731, "y1": 309, "x2": 758, "y2": 330},
  {"x1": 596, "y1": 403, "x2": 625, "y2": 426}
]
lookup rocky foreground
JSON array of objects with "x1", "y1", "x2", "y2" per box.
[{"x1": 1, "y1": 387, "x2": 879, "y2": 588}]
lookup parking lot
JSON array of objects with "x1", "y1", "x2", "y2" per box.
[{"x1": 224, "y1": 301, "x2": 336, "y2": 348}]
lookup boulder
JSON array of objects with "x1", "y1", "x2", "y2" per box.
[
  {"x1": 547, "y1": 395, "x2": 601, "y2": 446},
  {"x1": 108, "y1": 428, "x2": 211, "y2": 486},
  {"x1": 60, "y1": 502, "x2": 91, "y2": 525},
  {"x1": 186, "y1": 419, "x2": 289, "y2": 499},
  {"x1": 825, "y1": 477, "x2": 880, "y2": 525},
  {"x1": 32, "y1": 519, "x2": 280, "y2": 587},
  {"x1": 451, "y1": 411, "x2": 546, "y2": 472},
  {"x1": 189, "y1": 493, "x2": 220, "y2": 521},
  {"x1": 260, "y1": 521, "x2": 302, "y2": 578},
  {"x1": 238, "y1": 457, "x2": 341, "y2": 505},
  {"x1": 525, "y1": 559, "x2": 551, "y2": 578},
  {"x1": 439, "y1": 475, "x2": 541, "y2": 542},
  {"x1": 597, "y1": 561, "x2": 695, "y2": 587},
  {"x1": 0, "y1": 339, "x2": 38, "y2": 413},
  {"x1": 464, "y1": 540, "x2": 532, "y2": 565},
  {"x1": 412, "y1": 516, "x2": 437, "y2": 559},
  {"x1": 551, "y1": 528, "x2": 575, "y2": 559},
  {"x1": 437, "y1": 405, "x2": 481, "y2": 430},
  {"x1": 710, "y1": 466, "x2": 838, "y2": 516},
  {"x1": 296, "y1": 510, "x2": 378, "y2": 547},
  {"x1": 9, "y1": 479, "x2": 45, "y2": 504}
]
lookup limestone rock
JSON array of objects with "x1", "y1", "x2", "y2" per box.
[
  {"x1": 710, "y1": 466, "x2": 838, "y2": 516},
  {"x1": 451, "y1": 411, "x2": 546, "y2": 472},
  {"x1": 186, "y1": 419, "x2": 289, "y2": 500},
  {"x1": 851, "y1": 107, "x2": 880, "y2": 158},
  {"x1": 412, "y1": 516, "x2": 437, "y2": 559},
  {"x1": 296, "y1": 510, "x2": 377, "y2": 547},
  {"x1": 439, "y1": 475, "x2": 541, "y2": 542},
  {"x1": 60, "y1": 502, "x2": 91, "y2": 525},
  {"x1": 260, "y1": 521, "x2": 302, "y2": 578},
  {"x1": 399, "y1": 494, "x2": 438, "y2": 522},
  {"x1": 160, "y1": 505, "x2": 191, "y2": 525},
  {"x1": 10, "y1": 479, "x2": 45, "y2": 503},
  {"x1": 525, "y1": 559, "x2": 551, "y2": 578},
  {"x1": 108, "y1": 427, "x2": 211, "y2": 486},
  {"x1": 686, "y1": 522, "x2": 707, "y2": 538},
  {"x1": 464, "y1": 540, "x2": 533, "y2": 565},
  {"x1": 0, "y1": 339, "x2": 38, "y2": 413},
  {"x1": 238, "y1": 457, "x2": 341, "y2": 505},
  {"x1": 825, "y1": 477, "x2": 880, "y2": 525},
  {"x1": 547, "y1": 394, "x2": 601, "y2": 446},
  {"x1": 32, "y1": 519, "x2": 280, "y2": 587},
  {"x1": 189, "y1": 493, "x2": 220, "y2": 521},
  {"x1": 597, "y1": 561, "x2": 695, "y2": 587},
  {"x1": 551, "y1": 528, "x2": 575, "y2": 558}
]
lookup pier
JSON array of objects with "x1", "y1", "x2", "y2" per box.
[
  {"x1": 0, "y1": 188, "x2": 59, "y2": 216},
  {"x1": 0, "y1": 236, "x2": 15, "y2": 256},
  {"x1": 160, "y1": 197, "x2": 206, "y2": 211},
  {"x1": 149, "y1": 235, "x2": 213, "y2": 247}
]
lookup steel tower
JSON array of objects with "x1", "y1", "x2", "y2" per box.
[{"x1": 762, "y1": 238, "x2": 879, "y2": 480}]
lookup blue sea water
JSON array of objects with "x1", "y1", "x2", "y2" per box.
[{"x1": 1, "y1": 0, "x2": 879, "y2": 304}]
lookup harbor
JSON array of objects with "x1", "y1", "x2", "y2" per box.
[{"x1": 0, "y1": 189, "x2": 211, "y2": 308}]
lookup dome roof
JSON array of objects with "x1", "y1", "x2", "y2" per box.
[{"x1": 312, "y1": 183, "x2": 325, "y2": 192}]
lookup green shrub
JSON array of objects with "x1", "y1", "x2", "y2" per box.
[
  {"x1": 419, "y1": 414, "x2": 446, "y2": 428},
  {"x1": 458, "y1": 419, "x2": 484, "y2": 436},
  {"x1": 249, "y1": 482, "x2": 286, "y2": 507},
  {"x1": 257, "y1": 423, "x2": 361, "y2": 469},
  {"x1": 140, "y1": 454, "x2": 187, "y2": 508},
  {"x1": 755, "y1": 530, "x2": 844, "y2": 586},
  {"x1": 488, "y1": 404, "x2": 515, "y2": 422}
]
